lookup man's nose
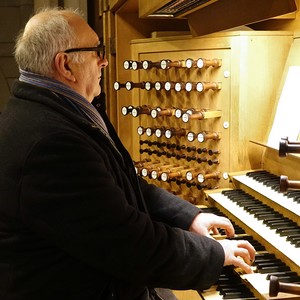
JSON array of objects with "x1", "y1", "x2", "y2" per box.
[{"x1": 99, "y1": 57, "x2": 108, "y2": 67}]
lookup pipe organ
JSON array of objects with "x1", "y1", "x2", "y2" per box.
[{"x1": 113, "y1": 30, "x2": 300, "y2": 299}]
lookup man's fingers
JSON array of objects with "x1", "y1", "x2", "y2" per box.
[
  {"x1": 219, "y1": 239, "x2": 256, "y2": 274},
  {"x1": 234, "y1": 257, "x2": 254, "y2": 274},
  {"x1": 236, "y1": 241, "x2": 256, "y2": 262},
  {"x1": 216, "y1": 217, "x2": 235, "y2": 237}
]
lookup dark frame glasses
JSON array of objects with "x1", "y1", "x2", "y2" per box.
[{"x1": 64, "y1": 44, "x2": 105, "y2": 59}]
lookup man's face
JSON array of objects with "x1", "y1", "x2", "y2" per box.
[{"x1": 69, "y1": 16, "x2": 108, "y2": 102}]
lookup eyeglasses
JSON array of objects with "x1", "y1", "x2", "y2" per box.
[{"x1": 64, "y1": 44, "x2": 105, "y2": 59}]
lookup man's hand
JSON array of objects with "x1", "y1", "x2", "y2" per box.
[
  {"x1": 189, "y1": 212, "x2": 235, "y2": 238},
  {"x1": 189, "y1": 213, "x2": 256, "y2": 274},
  {"x1": 218, "y1": 239, "x2": 256, "y2": 274}
]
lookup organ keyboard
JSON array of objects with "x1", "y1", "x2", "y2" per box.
[
  {"x1": 229, "y1": 171, "x2": 300, "y2": 219},
  {"x1": 202, "y1": 169, "x2": 300, "y2": 300},
  {"x1": 173, "y1": 201, "x2": 300, "y2": 299}
]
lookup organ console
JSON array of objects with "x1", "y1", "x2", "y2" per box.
[{"x1": 114, "y1": 30, "x2": 300, "y2": 299}]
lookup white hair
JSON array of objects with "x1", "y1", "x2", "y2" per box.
[{"x1": 14, "y1": 7, "x2": 84, "y2": 76}]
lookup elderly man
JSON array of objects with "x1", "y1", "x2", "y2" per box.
[{"x1": 0, "y1": 7, "x2": 255, "y2": 300}]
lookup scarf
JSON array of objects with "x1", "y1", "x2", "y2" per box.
[{"x1": 19, "y1": 69, "x2": 121, "y2": 155}]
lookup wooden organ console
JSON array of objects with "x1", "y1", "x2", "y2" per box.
[{"x1": 114, "y1": 31, "x2": 300, "y2": 299}]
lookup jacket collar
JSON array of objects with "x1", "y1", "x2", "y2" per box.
[{"x1": 12, "y1": 81, "x2": 123, "y2": 161}]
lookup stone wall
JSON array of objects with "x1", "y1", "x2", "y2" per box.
[
  {"x1": 0, "y1": 0, "x2": 34, "y2": 111},
  {"x1": 0, "y1": 0, "x2": 88, "y2": 112}
]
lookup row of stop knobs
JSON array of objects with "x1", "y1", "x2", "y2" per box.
[
  {"x1": 137, "y1": 126, "x2": 221, "y2": 142},
  {"x1": 123, "y1": 58, "x2": 222, "y2": 70},
  {"x1": 139, "y1": 140, "x2": 220, "y2": 164},
  {"x1": 122, "y1": 105, "x2": 221, "y2": 122},
  {"x1": 140, "y1": 140, "x2": 220, "y2": 155},
  {"x1": 134, "y1": 159, "x2": 220, "y2": 183},
  {"x1": 140, "y1": 148, "x2": 220, "y2": 166},
  {"x1": 114, "y1": 80, "x2": 221, "y2": 92}
]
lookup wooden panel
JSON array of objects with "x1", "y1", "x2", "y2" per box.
[
  {"x1": 114, "y1": 11, "x2": 148, "y2": 152},
  {"x1": 264, "y1": 32, "x2": 300, "y2": 144},
  {"x1": 172, "y1": 290, "x2": 201, "y2": 300},
  {"x1": 112, "y1": 2, "x2": 190, "y2": 152},
  {"x1": 108, "y1": 0, "x2": 127, "y2": 12},
  {"x1": 138, "y1": 0, "x2": 170, "y2": 18},
  {"x1": 262, "y1": 146, "x2": 300, "y2": 180},
  {"x1": 102, "y1": 10, "x2": 118, "y2": 127},
  {"x1": 188, "y1": 0, "x2": 297, "y2": 36}
]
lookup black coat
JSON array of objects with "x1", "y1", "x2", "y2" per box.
[{"x1": 0, "y1": 81, "x2": 224, "y2": 300}]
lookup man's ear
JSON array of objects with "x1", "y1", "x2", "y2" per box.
[{"x1": 54, "y1": 52, "x2": 76, "y2": 82}]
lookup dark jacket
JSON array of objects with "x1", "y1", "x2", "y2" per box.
[{"x1": 0, "y1": 81, "x2": 224, "y2": 300}]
